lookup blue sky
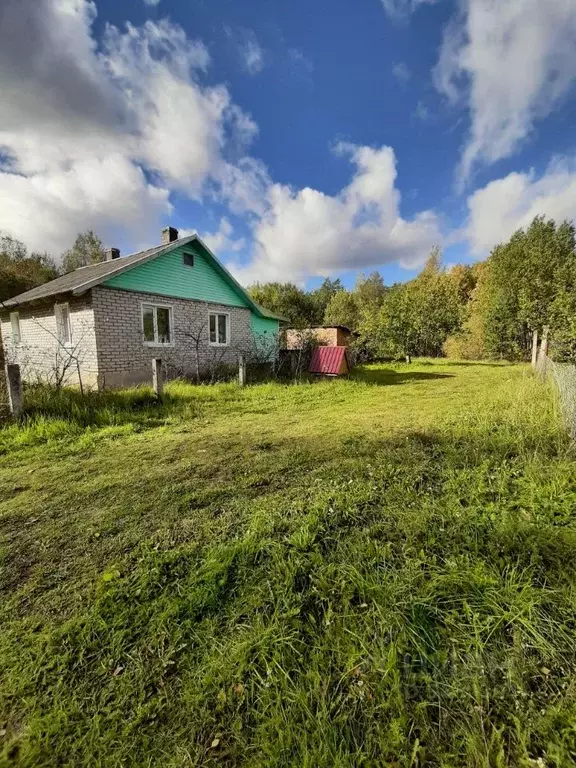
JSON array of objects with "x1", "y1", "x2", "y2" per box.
[{"x1": 1, "y1": 0, "x2": 576, "y2": 288}]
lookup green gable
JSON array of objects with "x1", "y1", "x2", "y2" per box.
[
  {"x1": 250, "y1": 314, "x2": 280, "y2": 337},
  {"x1": 102, "y1": 243, "x2": 250, "y2": 309}
]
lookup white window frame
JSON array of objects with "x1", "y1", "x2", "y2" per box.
[
  {"x1": 140, "y1": 302, "x2": 174, "y2": 347},
  {"x1": 10, "y1": 311, "x2": 21, "y2": 344},
  {"x1": 54, "y1": 302, "x2": 72, "y2": 346},
  {"x1": 208, "y1": 312, "x2": 230, "y2": 347}
]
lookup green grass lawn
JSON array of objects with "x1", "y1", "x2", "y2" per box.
[{"x1": 2, "y1": 361, "x2": 576, "y2": 767}]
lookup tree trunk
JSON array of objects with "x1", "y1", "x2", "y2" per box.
[
  {"x1": 194, "y1": 343, "x2": 200, "y2": 383},
  {"x1": 541, "y1": 325, "x2": 550, "y2": 359},
  {"x1": 531, "y1": 329, "x2": 539, "y2": 368}
]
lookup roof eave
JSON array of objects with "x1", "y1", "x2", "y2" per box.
[{"x1": 2, "y1": 290, "x2": 73, "y2": 309}]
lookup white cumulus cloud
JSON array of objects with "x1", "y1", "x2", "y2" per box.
[
  {"x1": 435, "y1": 0, "x2": 576, "y2": 184},
  {"x1": 0, "y1": 0, "x2": 442, "y2": 283},
  {"x1": 0, "y1": 155, "x2": 171, "y2": 256},
  {"x1": 0, "y1": 0, "x2": 257, "y2": 257},
  {"x1": 466, "y1": 157, "x2": 576, "y2": 254},
  {"x1": 201, "y1": 218, "x2": 246, "y2": 255},
  {"x1": 230, "y1": 144, "x2": 442, "y2": 284}
]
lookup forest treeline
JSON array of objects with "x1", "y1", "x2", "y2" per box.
[
  {"x1": 2, "y1": 216, "x2": 575, "y2": 362},
  {"x1": 250, "y1": 216, "x2": 576, "y2": 362}
]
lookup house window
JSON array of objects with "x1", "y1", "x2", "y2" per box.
[
  {"x1": 142, "y1": 303, "x2": 173, "y2": 345},
  {"x1": 10, "y1": 312, "x2": 21, "y2": 344},
  {"x1": 183, "y1": 252, "x2": 194, "y2": 267},
  {"x1": 209, "y1": 313, "x2": 229, "y2": 346},
  {"x1": 55, "y1": 303, "x2": 72, "y2": 345}
]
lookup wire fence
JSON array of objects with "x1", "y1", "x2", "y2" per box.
[{"x1": 536, "y1": 353, "x2": 576, "y2": 438}]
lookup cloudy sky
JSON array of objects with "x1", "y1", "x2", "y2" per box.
[{"x1": 1, "y1": 0, "x2": 576, "y2": 287}]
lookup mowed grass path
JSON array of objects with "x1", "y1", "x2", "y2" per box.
[{"x1": 1, "y1": 362, "x2": 576, "y2": 766}]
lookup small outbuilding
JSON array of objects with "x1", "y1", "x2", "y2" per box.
[
  {"x1": 285, "y1": 325, "x2": 354, "y2": 350},
  {"x1": 309, "y1": 346, "x2": 350, "y2": 376}
]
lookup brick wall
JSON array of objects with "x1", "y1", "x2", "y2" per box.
[
  {"x1": 92, "y1": 286, "x2": 253, "y2": 387},
  {"x1": 0, "y1": 297, "x2": 99, "y2": 388}
]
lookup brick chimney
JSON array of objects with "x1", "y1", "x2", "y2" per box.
[
  {"x1": 161, "y1": 226, "x2": 179, "y2": 245},
  {"x1": 105, "y1": 247, "x2": 121, "y2": 261}
]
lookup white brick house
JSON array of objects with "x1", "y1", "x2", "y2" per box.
[{"x1": 1, "y1": 228, "x2": 285, "y2": 389}]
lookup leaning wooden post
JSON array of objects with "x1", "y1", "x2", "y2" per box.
[
  {"x1": 152, "y1": 358, "x2": 163, "y2": 398},
  {"x1": 238, "y1": 354, "x2": 246, "y2": 387},
  {"x1": 5, "y1": 363, "x2": 23, "y2": 418},
  {"x1": 531, "y1": 329, "x2": 539, "y2": 368}
]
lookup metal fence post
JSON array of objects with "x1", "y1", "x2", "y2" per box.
[
  {"x1": 152, "y1": 358, "x2": 163, "y2": 397},
  {"x1": 238, "y1": 355, "x2": 246, "y2": 386},
  {"x1": 5, "y1": 364, "x2": 23, "y2": 418}
]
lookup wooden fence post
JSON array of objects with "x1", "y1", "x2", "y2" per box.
[
  {"x1": 531, "y1": 329, "x2": 539, "y2": 368},
  {"x1": 152, "y1": 358, "x2": 163, "y2": 398},
  {"x1": 541, "y1": 325, "x2": 550, "y2": 359},
  {"x1": 238, "y1": 355, "x2": 246, "y2": 386},
  {"x1": 5, "y1": 363, "x2": 23, "y2": 418}
]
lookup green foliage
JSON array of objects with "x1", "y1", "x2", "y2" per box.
[
  {"x1": 323, "y1": 272, "x2": 387, "y2": 337},
  {"x1": 368, "y1": 249, "x2": 461, "y2": 360},
  {"x1": 353, "y1": 271, "x2": 387, "y2": 311},
  {"x1": 310, "y1": 277, "x2": 344, "y2": 321},
  {"x1": 323, "y1": 290, "x2": 360, "y2": 330},
  {"x1": 444, "y1": 262, "x2": 490, "y2": 360},
  {"x1": 478, "y1": 217, "x2": 576, "y2": 360},
  {"x1": 368, "y1": 281, "x2": 420, "y2": 359},
  {"x1": 0, "y1": 233, "x2": 58, "y2": 303},
  {"x1": 62, "y1": 230, "x2": 107, "y2": 273},
  {"x1": 248, "y1": 281, "x2": 318, "y2": 327},
  {"x1": 2, "y1": 364, "x2": 576, "y2": 766}
]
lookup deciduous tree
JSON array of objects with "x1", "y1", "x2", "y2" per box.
[
  {"x1": 0, "y1": 233, "x2": 58, "y2": 303},
  {"x1": 62, "y1": 231, "x2": 107, "y2": 273}
]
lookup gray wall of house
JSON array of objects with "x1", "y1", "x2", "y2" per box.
[
  {"x1": 0, "y1": 296, "x2": 99, "y2": 388},
  {"x1": 91, "y1": 286, "x2": 253, "y2": 388}
]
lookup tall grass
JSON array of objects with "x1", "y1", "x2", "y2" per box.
[{"x1": 1, "y1": 363, "x2": 575, "y2": 766}]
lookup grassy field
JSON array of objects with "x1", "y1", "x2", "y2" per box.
[{"x1": 2, "y1": 361, "x2": 576, "y2": 767}]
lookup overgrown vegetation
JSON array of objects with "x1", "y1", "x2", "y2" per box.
[{"x1": 2, "y1": 362, "x2": 576, "y2": 766}]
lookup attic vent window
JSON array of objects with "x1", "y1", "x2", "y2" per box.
[{"x1": 183, "y1": 252, "x2": 194, "y2": 267}]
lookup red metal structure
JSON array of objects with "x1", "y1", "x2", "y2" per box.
[{"x1": 309, "y1": 346, "x2": 350, "y2": 376}]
